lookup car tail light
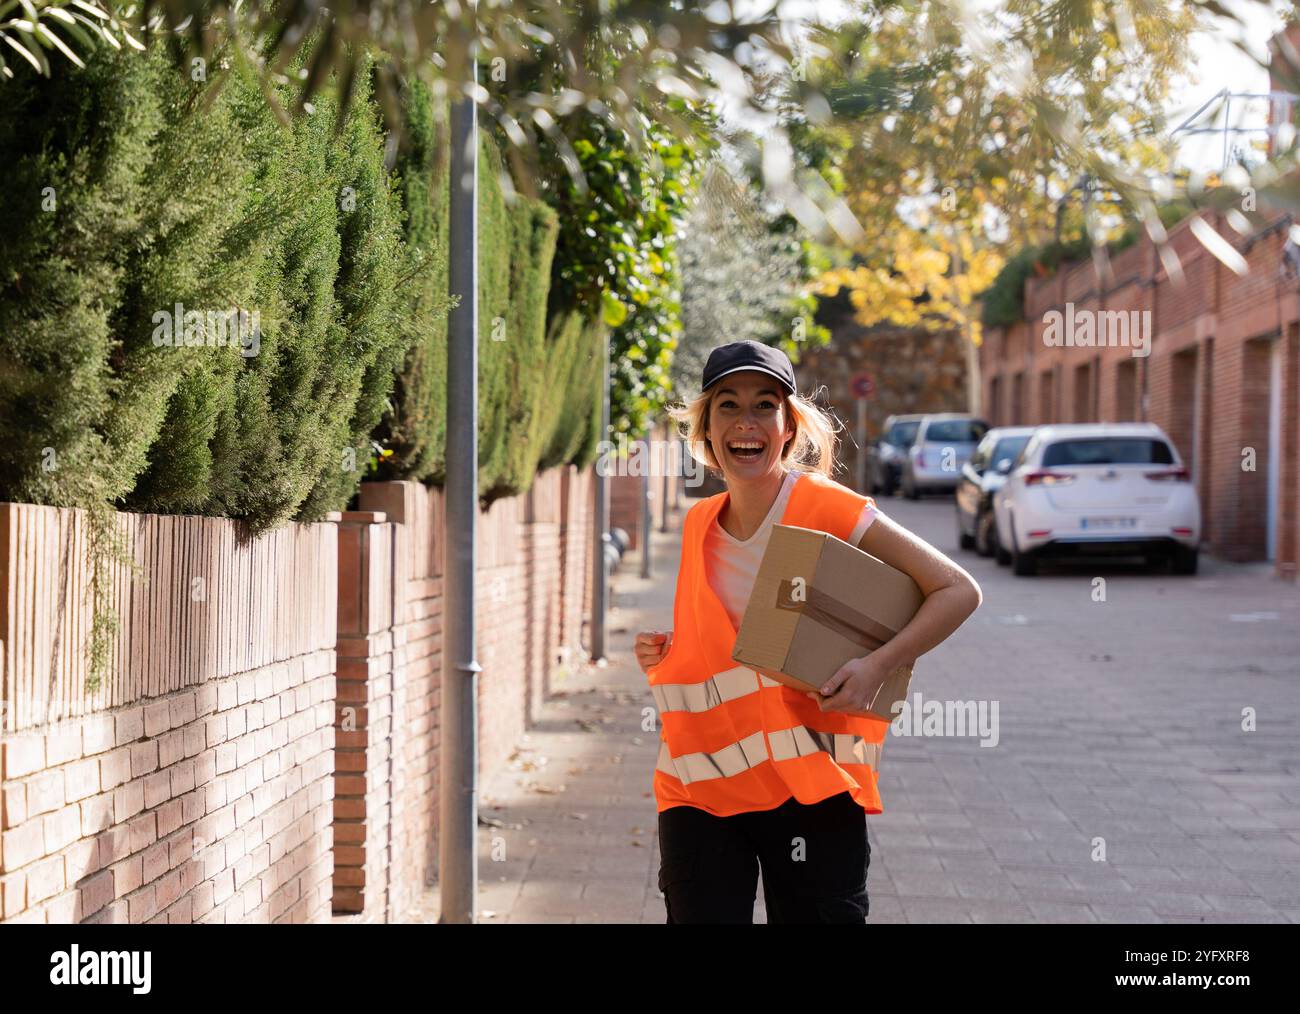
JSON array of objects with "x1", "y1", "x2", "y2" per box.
[
  {"x1": 915, "y1": 450, "x2": 926, "y2": 468},
  {"x1": 1171, "y1": 526, "x2": 1194, "y2": 536},
  {"x1": 1145, "y1": 467, "x2": 1190, "y2": 482},
  {"x1": 1028, "y1": 529, "x2": 1052, "y2": 538},
  {"x1": 1023, "y1": 470, "x2": 1075, "y2": 486}
]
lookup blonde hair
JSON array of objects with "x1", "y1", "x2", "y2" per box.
[{"x1": 666, "y1": 382, "x2": 845, "y2": 480}]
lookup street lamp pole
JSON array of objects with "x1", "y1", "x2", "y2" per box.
[
  {"x1": 640, "y1": 461, "x2": 652, "y2": 579},
  {"x1": 590, "y1": 336, "x2": 610, "y2": 661},
  {"x1": 441, "y1": 43, "x2": 480, "y2": 925}
]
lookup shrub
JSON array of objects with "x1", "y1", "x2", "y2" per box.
[
  {"x1": 0, "y1": 43, "x2": 609, "y2": 526},
  {"x1": 372, "y1": 84, "x2": 604, "y2": 503},
  {"x1": 0, "y1": 42, "x2": 410, "y2": 531}
]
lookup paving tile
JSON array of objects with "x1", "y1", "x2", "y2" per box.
[
  {"x1": 954, "y1": 878, "x2": 1023, "y2": 902},
  {"x1": 1006, "y1": 868, "x2": 1074, "y2": 890},
  {"x1": 888, "y1": 874, "x2": 960, "y2": 899},
  {"x1": 1203, "y1": 894, "x2": 1282, "y2": 915},
  {"x1": 1025, "y1": 901, "x2": 1099, "y2": 923},
  {"x1": 901, "y1": 899, "x2": 974, "y2": 923},
  {"x1": 1112, "y1": 865, "x2": 1186, "y2": 887},
  {"x1": 878, "y1": 851, "x2": 946, "y2": 873},
  {"x1": 967, "y1": 903, "x2": 1036, "y2": 924},
  {"x1": 1087, "y1": 904, "x2": 1164, "y2": 924}
]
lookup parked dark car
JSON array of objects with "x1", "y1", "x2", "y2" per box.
[
  {"x1": 955, "y1": 426, "x2": 1036, "y2": 556},
  {"x1": 867, "y1": 414, "x2": 924, "y2": 496}
]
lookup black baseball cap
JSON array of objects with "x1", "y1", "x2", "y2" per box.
[{"x1": 701, "y1": 340, "x2": 796, "y2": 396}]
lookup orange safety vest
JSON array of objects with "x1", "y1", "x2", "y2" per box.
[{"x1": 648, "y1": 469, "x2": 889, "y2": 817}]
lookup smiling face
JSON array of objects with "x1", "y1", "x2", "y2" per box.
[{"x1": 705, "y1": 371, "x2": 795, "y2": 481}]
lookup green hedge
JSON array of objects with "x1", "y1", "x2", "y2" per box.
[
  {"x1": 979, "y1": 201, "x2": 1198, "y2": 329},
  {"x1": 0, "y1": 42, "x2": 408, "y2": 530},
  {"x1": 0, "y1": 44, "x2": 608, "y2": 525},
  {"x1": 371, "y1": 81, "x2": 608, "y2": 500}
]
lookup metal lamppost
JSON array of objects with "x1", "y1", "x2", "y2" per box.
[
  {"x1": 440, "y1": 41, "x2": 480, "y2": 925},
  {"x1": 590, "y1": 338, "x2": 610, "y2": 661}
]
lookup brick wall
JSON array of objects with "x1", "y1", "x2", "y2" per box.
[
  {"x1": 335, "y1": 464, "x2": 594, "y2": 921},
  {"x1": 981, "y1": 206, "x2": 1300, "y2": 575},
  {"x1": 611, "y1": 474, "x2": 642, "y2": 550},
  {"x1": 608, "y1": 421, "x2": 675, "y2": 551},
  {"x1": 0, "y1": 460, "x2": 606, "y2": 925},
  {"x1": 0, "y1": 504, "x2": 337, "y2": 923}
]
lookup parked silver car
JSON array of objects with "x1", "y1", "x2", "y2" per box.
[{"x1": 901, "y1": 414, "x2": 990, "y2": 499}]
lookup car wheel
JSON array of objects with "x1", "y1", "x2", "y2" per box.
[
  {"x1": 1171, "y1": 545, "x2": 1198, "y2": 575},
  {"x1": 903, "y1": 473, "x2": 919, "y2": 500},
  {"x1": 1010, "y1": 529, "x2": 1037, "y2": 576},
  {"x1": 976, "y1": 510, "x2": 996, "y2": 558},
  {"x1": 957, "y1": 510, "x2": 976, "y2": 551},
  {"x1": 994, "y1": 509, "x2": 1012, "y2": 564}
]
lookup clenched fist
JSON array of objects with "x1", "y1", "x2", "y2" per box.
[{"x1": 635, "y1": 630, "x2": 673, "y2": 675}]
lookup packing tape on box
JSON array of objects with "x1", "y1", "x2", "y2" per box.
[{"x1": 775, "y1": 578, "x2": 898, "y2": 652}]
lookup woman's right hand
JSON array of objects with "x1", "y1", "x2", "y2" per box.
[{"x1": 635, "y1": 630, "x2": 672, "y2": 675}]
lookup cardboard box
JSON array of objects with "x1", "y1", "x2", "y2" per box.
[{"x1": 732, "y1": 524, "x2": 924, "y2": 721}]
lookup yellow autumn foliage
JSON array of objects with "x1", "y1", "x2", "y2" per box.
[{"x1": 814, "y1": 226, "x2": 1003, "y2": 348}]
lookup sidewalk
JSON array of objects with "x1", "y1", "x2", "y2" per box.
[{"x1": 410, "y1": 506, "x2": 691, "y2": 923}]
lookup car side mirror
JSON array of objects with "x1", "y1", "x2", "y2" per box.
[{"x1": 995, "y1": 458, "x2": 1013, "y2": 474}]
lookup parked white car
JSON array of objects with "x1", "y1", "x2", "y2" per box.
[{"x1": 992, "y1": 423, "x2": 1201, "y2": 576}]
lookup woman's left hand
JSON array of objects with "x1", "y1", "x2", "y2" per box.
[{"x1": 807, "y1": 652, "x2": 897, "y2": 716}]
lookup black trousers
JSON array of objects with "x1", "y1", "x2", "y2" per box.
[{"x1": 657, "y1": 791, "x2": 871, "y2": 924}]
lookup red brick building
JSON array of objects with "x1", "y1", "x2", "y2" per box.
[{"x1": 980, "y1": 207, "x2": 1299, "y2": 576}]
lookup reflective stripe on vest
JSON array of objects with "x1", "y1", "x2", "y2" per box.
[
  {"x1": 655, "y1": 733, "x2": 770, "y2": 785},
  {"x1": 767, "y1": 726, "x2": 882, "y2": 769},
  {"x1": 651, "y1": 666, "x2": 782, "y2": 714},
  {"x1": 655, "y1": 727, "x2": 880, "y2": 786}
]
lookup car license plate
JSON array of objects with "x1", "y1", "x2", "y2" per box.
[{"x1": 1080, "y1": 516, "x2": 1137, "y2": 530}]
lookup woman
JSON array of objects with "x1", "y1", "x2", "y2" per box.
[{"x1": 635, "y1": 339, "x2": 982, "y2": 924}]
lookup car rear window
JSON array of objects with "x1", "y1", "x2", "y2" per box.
[
  {"x1": 926, "y1": 420, "x2": 988, "y2": 443},
  {"x1": 1041, "y1": 438, "x2": 1175, "y2": 466},
  {"x1": 991, "y1": 436, "x2": 1030, "y2": 464},
  {"x1": 886, "y1": 421, "x2": 920, "y2": 446}
]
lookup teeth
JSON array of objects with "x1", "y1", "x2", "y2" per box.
[{"x1": 729, "y1": 441, "x2": 763, "y2": 449}]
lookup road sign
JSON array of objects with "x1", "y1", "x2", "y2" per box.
[{"x1": 850, "y1": 372, "x2": 874, "y2": 399}]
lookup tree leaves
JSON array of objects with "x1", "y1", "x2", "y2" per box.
[{"x1": 0, "y1": 0, "x2": 140, "y2": 80}]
